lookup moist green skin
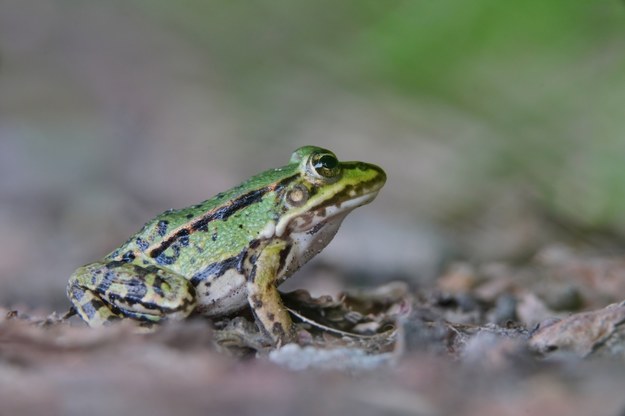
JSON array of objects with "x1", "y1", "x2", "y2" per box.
[{"x1": 67, "y1": 146, "x2": 386, "y2": 345}]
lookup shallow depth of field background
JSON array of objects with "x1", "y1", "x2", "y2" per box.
[{"x1": 1, "y1": 1, "x2": 625, "y2": 312}]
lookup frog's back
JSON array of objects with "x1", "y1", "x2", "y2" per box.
[{"x1": 105, "y1": 164, "x2": 299, "y2": 274}]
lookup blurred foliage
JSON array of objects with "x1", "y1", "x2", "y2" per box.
[{"x1": 134, "y1": 0, "x2": 625, "y2": 232}]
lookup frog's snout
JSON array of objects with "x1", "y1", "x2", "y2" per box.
[{"x1": 362, "y1": 162, "x2": 387, "y2": 193}]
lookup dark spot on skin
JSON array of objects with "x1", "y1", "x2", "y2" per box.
[
  {"x1": 152, "y1": 275, "x2": 166, "y2": 297},
  {"x1": 247, "y1": 264, "x2": 257, "y2": 284},
  {"x1": 272, "y1": 322, "x2": 285, "y2": 336},
  {"x1": 143, "y1": 260, "x2": 150, "y2": 265},
  {"x1": 132, "y1": 265, "x2": 147, "y2": 275},
  {"x1": 349, "y1": 161, "x2": 370, "y2": 172},
  {"x1": 105, "y1": 260, "x2": 127, "y2": 269},
  {"x1": 70, "y1": 285, "x2": 84, "y2": 302},
  {"x1": 306, "y1": 220, "x2": 327, "y2": 236},
  {"x1": 273, "y1": 174, "x2": 300, "y2": 196},
  {"x1": 211, "y1": 233, "x2": 217, "y2": 241},
  {"x1": 95, "y1": 271, "x2": 115, "y2": 294},
  {"x1": 267, "y1": 312, "x2": 275, "y2": 322},
  {"x1": 238, "y1": 224, "x2": 244, "y2": 229},
  {"x1": 106, "y1": 302, "x2": 123, "y2": 317},
  {"x1": 250, "y1": 295, "x2": 263, "y2": 309},
  {"x1": 157, "y1": 220, "x2": 169, "y2": 237},
  {"x1": 249, "y1": 239, "x2": 261, "y2": 250},
  {"x1": 124, "y1": 279, "x2": 148, "y2": 302},
  {"x1": 277, "y1": 246, "x2": 291, "y2": 273},
  {"x1": 149, "y1": 229, "x2": 189, "y2": 259},
  {"x1": 122, "y1": 251, "x2": 136, "y2": 263},
  {"x1": 81, "y1": 301, "x2": 99, "y2": 320},
  {"x1": 136, "y1": 238, "x2": 149, "y2": 251},
  {"x1": 155, "y1": 248, "x2": 179, "y2": 266},
  {"x1": 151, "y1": 228, "x2": 191, "y2": 263},
  {"x1": 307, "y1": 185, "x2": 318, "y2": 198}
]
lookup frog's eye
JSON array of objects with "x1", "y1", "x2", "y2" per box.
[
  {"x1": 310, "y1": 153, "x2": 340, "y2": 179},
  {"x1": 285, "y1": 184, "x2": 309, "y2": 207}
]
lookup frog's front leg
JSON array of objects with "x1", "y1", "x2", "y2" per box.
[
  {"x1": 67, "y1": 261, "x2": 197, "y2": 326},
  {"x1": 246, "y1": 240, "x2": 295, "y2": 345}
]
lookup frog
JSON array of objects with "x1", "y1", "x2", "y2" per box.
[{"x1": 67, "y1": 146, "x2": 386, "y2": 345}]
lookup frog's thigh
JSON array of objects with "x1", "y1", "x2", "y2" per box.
[
  {"x1": 67, "y1": 261, "x2": 197, "y2": 326},
  {"x1": 246, "y1": 240, "x2": 294, "y2": 344}
]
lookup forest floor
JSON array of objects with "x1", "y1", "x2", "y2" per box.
[{"x1": 1, "y1": 243, "x2": 625, "y2": 416}]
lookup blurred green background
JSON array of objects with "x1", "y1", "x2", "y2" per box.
[{"x1": 1, "y1": 0, "x2": 625, "y2": 311}]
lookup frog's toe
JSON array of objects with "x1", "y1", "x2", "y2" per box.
[{"x1": 67, "y1": 282, "x2": 123, "y2": 326}]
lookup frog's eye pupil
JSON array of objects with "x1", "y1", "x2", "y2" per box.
[
  {"x1": 311, "y1": 153, "x2": 340, "y2": 179},
  {"x1": 314, "y1": 154, "x2": 338, "y2": 170}
]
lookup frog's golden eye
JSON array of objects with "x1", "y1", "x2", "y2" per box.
[
  {"x1": 310, "y1": 153, "x2": 340, "y2": 179},
  {"x1": 286, "y1": 184, "x2": 309, "y2": 207}
]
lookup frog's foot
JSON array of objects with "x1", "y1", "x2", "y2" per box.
[{"x1": 67, "y1": 261, "x2": 197, "y2": 327}]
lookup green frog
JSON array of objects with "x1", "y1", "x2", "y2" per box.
[{"x1": 67, "y1": 146, "x2": 386, "y2": 345}]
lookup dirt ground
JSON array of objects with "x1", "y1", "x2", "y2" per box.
[{"x1": 2, "y1": 244, "x2": 625, "y2": 416}]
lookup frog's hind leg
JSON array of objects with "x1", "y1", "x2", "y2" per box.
[{"x1": 67, "y1": 261, "x2": 197, "y2": 327}]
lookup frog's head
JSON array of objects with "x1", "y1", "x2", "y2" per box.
[{"x1": 273, "y1": 146, "x2": 386, "y2": 262}]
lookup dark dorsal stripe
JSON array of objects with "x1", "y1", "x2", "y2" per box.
[
  {"x1": 190, "y1": 187, "x2": 267, "y2": 232},
  {"x1": 149, "y1": 174, "x2": 299, "y2": 260}
]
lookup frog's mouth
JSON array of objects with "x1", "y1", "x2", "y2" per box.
[
  {"x1": 306, "y1": 190, "x2": 379, "y2": 228},
  {"x1": 277, "y1": 188, "x2": 381, "y2": 237}
]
